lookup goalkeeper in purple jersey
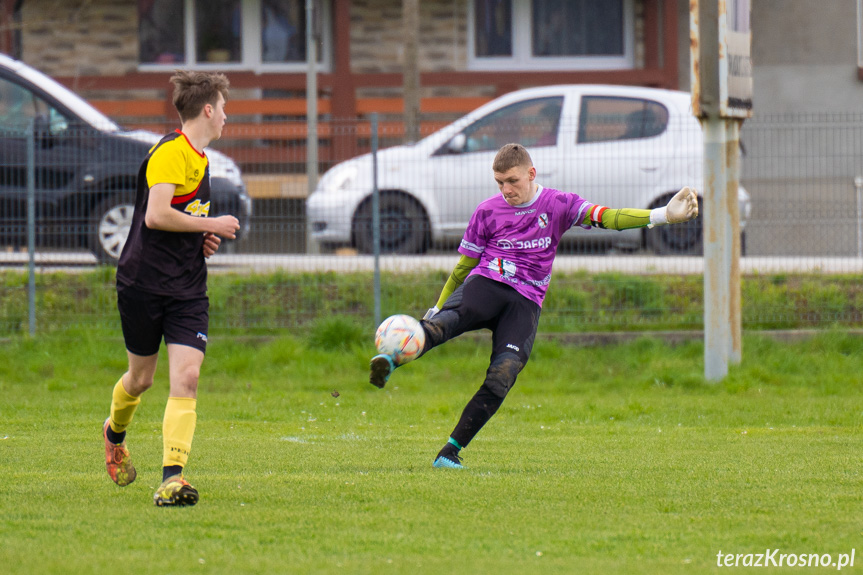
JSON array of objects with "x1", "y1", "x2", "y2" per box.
[{"x1": 369, "y1": 143, "x2": 698, "y2": 469}]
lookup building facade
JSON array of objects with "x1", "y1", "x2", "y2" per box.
[{"x1": 0, "y1": 0, "x2": 680, "y2": 119}]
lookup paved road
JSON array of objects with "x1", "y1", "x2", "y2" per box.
[{"x1": 3, "y1": 251, "x2": 863, "y2": 275}]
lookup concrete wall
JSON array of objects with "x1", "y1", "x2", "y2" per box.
[
  {"x1": 677, "y1": 0, "x2": 863, "y2": 114},
  {"x1": 752, "y1": 0, "x2": 861, "y2": 114}
]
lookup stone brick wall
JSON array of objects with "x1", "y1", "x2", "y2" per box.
[
  {"x1": 20, "y1": 0, "x2": 138, "y2": 77},
  {"x1": 350, "y1": 0, "x2": 467, "y2": 74}
]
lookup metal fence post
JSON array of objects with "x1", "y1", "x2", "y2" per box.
[
  {"x1": 371, "y1": 112, "x2": 381, "y2": 328},
  {"x1": 702, "y1": 118, "x2": 730, "y2": 381},
  {"x1": 855, "y1": 176, "x2": 863, "y2": 259},
  {"x1": 26, "y1": 119, "x2": 36, "y2": 336},
  {"x1": 305, "y1": 0, "x2": 319, "y2": 255}
]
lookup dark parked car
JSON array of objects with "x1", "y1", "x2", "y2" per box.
[{"x1": 0, "y1": 54, "x2": 252, "y2": 263}]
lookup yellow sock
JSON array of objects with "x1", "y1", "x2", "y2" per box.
[
  {"x1": 109, "y1": 377, "x2": 140, "y2": 433},
  {"x1": 162, "y1": 397, "x2": 197, "y2": 468}
]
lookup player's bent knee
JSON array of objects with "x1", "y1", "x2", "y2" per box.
[
  {"x1": 419, "y1": 309, "x2": 459, "y2": 353},
  {"x1": 181, "y1": 367, "x2": 200, "y2": 387},
  {"x1": 125, "y1": 373, "x2": 155, "y2": 395},
  {"x1": 170, "y1": 367, "x2": 200, "y2": 395},
  {"x1": 483, "y1": 352, "x2": 524, "y2": 398}
]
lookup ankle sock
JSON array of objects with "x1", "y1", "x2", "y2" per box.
[
  {"x1": 163, "y1": 465, "x2": 183, "y2": 482},
  {"x1": 105, "y1": 425, "x2": 126, "y2": 444},
  {"x1": 438, "y1": 442, "x2": 460, "y2": 460}
]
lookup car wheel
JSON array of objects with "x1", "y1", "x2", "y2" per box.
[
  {"x1": 353, "y1": 193, "x2": 429, "y2": 254},
  {"x1": 89, "y1": 195, "x2": 134, "y2": 264},
  {"x1": 646, "y1": 194, "x2": 704, "y2": 255}
]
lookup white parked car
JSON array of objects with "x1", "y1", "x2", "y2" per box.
[{"x1": 307, "y1": 84, "x2": 750, "y2": 255}]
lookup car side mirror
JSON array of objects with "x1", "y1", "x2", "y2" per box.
[{"x1": 447, "y1": 133, "x2": 466, "y2": 154}]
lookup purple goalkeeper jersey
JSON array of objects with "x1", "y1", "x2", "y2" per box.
[{"x1": 458, "y1": 185, "x2": 594, "y2": 307}]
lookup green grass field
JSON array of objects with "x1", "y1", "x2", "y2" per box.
[{"x1": 2, "y1": 330, "x2": 862, "y2": 574}]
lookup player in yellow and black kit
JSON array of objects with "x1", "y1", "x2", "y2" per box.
[{"x1": 102, "y1": 71, "x2": 241, "y2": 506}]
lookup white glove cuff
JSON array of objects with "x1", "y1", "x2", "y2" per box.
[
  {"x1": 423, "y1": 306, "x2": 440, "y2": 320},
  {"x1": 648, "y1": 206, "x2": 668, "y2": 229}
]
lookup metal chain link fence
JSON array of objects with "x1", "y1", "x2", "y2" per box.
[{"x1": 2, "y1": 112, "x2": 863, "y2": 335}]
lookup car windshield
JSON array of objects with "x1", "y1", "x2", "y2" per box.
[{"x1": 14, "y1": 63, "x2": 120, "y2": 132}]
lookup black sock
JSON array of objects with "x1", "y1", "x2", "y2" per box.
[
  {"x1": 105, "y1": 425, "x2": 126, "y2": 445},
  {"x1": 449, "y1": 385, "x2": 505, "y2": 449},
  {"x1": 163, "y1": 465, "x2": 183, "y2": 482},
  {"x1": 438, "y1": 441, "x2": 460, "y2": 459}
]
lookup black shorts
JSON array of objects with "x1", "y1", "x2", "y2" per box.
[
  {"x1": 424, "y1": 275, "x2": 541, "y2": 365},
  {"x1": 117, "y1": 284, "x2": 209, "y2": 356}
]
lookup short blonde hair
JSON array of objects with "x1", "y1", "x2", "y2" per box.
[{"x1": 493, "y1": 143, "x2": 533, "y2": 173}]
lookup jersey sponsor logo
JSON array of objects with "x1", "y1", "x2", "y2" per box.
[
  {"x1": 495, "y1": 237, "x2": 552, "y2": 251},
  {"x1": 516, "y1": 237, "x2": 551, "y2": 250},
  {"x1": 184, "y1": 200, "x2": 210, "y2": 217},
  {"x1": 538, "y1": 213, "x2": 549, "y2": 228},
  {"x1": 488, "y1": 257, "x2": 517, "y2": 278},
  {"x1": 506, "y1": 343, "x2": 520, "y2": 352},
  {"x1": 514, "y1": 208, "x2": 536, "y2": 216}
]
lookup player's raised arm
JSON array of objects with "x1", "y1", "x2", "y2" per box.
[
  {"x1": 582, "y1": 187, "x2": 699, "y2": 230},
  {"x1": 423, "y1": 254, "x2": 480, "y2": 319}
]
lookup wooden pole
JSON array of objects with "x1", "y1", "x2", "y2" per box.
[{"x1": 403, "y1": 0, "x2": 420, "y2": 143}]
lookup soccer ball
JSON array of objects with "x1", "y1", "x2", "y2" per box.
[{"x1": 375, "y1": 314, "x2": 426, "y2": 364}]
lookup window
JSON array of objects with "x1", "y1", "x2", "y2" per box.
[
  {"x1": 474, "y1": 0, "x2": 512, "y2": 57},
  {"x1": 0, "y1": 77, "x2": 66, "y2": 136},
  {"x1": 532, "y1": 0, "x2": 623, "y2": 57},
  {"x1": 461, "y1": 97, "x2": 564, "y2": 153},
  {"x1": 469, "y1": 0, "x2": 634, "y2": 71},
  {"x1": 196, "y1": 0, "x2": 242, "y2": 64},
  {"x1": 138, "y1": 0, "x2": 330, "y2": 71},
  {"x1": 577, "y1": 96, "x2": 668, "y2": 144},
  {"x1": 262, "y1": 0, "x2": 307, "y2": 62},
  {"x1": 139, "y1": 0, "x2": 185, "y2": 64}
]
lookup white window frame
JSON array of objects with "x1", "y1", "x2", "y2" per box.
[
  {"x1": 467, "y1": 0, "x2": 635, "y2": 71},
  {"x1": 138, "y1": 0, "x2": 332, "y2": 73}
]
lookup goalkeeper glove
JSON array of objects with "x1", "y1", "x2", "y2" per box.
[
  {"x1": 649, "y1": 187, "x2": 699, "y2": 227},
  {"x1": 423, "y1": 306, "x2": 439, "y2": 320}
]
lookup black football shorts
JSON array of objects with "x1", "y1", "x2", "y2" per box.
[{"x1": 117, "y1": 284, "x2": 209, "y2": 356}]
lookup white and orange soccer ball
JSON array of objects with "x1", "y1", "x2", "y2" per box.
[{"x1": 374, "y1": 314, "x2": 426, "y2": 364}]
